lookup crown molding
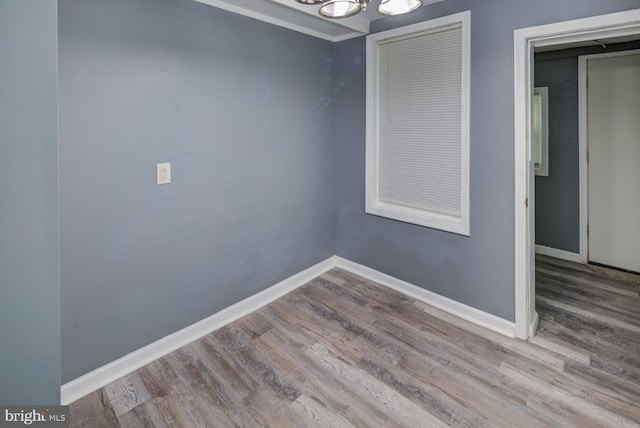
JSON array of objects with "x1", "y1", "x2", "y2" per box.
[{"x1": 193, "y1": 0, "x2": 370, "y2": 42}]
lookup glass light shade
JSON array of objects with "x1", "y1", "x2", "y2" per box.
[
  {"x1": 319, "y1": 0, "x2": 363, "y2": 19},
  {"x1": 377, "y1": 0, "x2": 422, "y2": 16}
]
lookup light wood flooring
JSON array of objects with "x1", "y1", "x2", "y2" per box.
[{"x1": 70, "y1": 257, "x2": 640, "y2": 427}]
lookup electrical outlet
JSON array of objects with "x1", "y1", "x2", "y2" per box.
[{"x1": 157, "y1": 162, "x2": 171, "y2": 185}]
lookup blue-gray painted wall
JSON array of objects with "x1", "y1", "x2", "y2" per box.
[
  {"x1": 3, "y1": 0, "x2": 640, "y2": 395},
  {"x1": 0, "y1": 0, "x2": 60, "y2": 404},
  {"x1": 534, "y1": 57, "x2": 580, "y2": 253},
  {"x1": 334, "y1": 0, "x2": 640, "y2": 322},
  {"x1": 59, "y1": 0, "x2": 335, "y2": 382}
]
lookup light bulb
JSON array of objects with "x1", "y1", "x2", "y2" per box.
[
  {"x1": 378, "y1": 0, "x2": 422, "y2": 16},
  {"x1": 319, "y1": 0, "x2": 363, "y2": 19}
]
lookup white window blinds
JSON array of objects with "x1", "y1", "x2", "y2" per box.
[
  {"x1": 532, "y1": 92, "x2": 543, "y2": 168},
  {"x1": 366, "y1": 12, "x2": 470, "y2": 236},
  {"x1": 532, "y1": 87, "x2": 549, "y2": 176},
  {"x1": 378, "y1": 25, "x2": 463, "y2": 217}
]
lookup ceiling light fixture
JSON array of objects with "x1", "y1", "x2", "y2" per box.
[
  {"x1": 377, "y1": 0, "x2": 422, "y2": 16},
  {"x1": 319, "y1": 0, "x2": 369, "y2": 19},
  {"x1": 295, "y1": 0, "x2": 422, "y2": 19}
]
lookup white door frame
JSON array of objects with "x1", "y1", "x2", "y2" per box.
[
  {"x1": 578, "y1": 49, "x2": 640, "y2": 265},
  {"x1": 513, "y1": 9, "x2": 640, "y2": 340}
]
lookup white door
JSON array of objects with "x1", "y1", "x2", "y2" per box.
[{"x1": 587, "y1": 52, "x2": 640, "y2": 273}]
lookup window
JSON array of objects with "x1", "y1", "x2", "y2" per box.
[
  {"x1": 365, "y1": 11, "x2": 470, "y2": 236},
  {"x1": 532, "y1": 87, "x2": 549, "y2": 176}
]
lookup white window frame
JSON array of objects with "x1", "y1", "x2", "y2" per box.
[
  {"x1": 533, "y1": 87, "x2": 549, "y2": 177},
  {"x1": 365, "y1": 11, "x2": 471, "y2": 236}
]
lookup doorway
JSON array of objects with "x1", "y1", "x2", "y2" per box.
[
  {"x1": 580, "y1": 50, "x2": 640, "y2": 274},
  {"x1": 513, "y1": 9, "x2": 640, "y2": 339}
]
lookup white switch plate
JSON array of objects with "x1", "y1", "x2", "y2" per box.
[{"x1": 156, "y1": 162, "x2": 171, "y2": 185}]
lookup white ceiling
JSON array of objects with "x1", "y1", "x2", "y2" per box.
[{"x1": 193, "y1": 0, "x2": 444, "y2": 42}]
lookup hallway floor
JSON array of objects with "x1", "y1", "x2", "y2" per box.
[{"x1": 535, "y1": 254, "x2": 640, "y2": 387}]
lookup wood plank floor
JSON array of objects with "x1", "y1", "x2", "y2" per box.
[{"x1": 70, "y1": 257, "x2": 640, "y2": 427}]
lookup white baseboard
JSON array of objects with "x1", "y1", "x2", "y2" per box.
[
  {"x1": 334, "y1": 257, "x2": 516, "y2": 338},
  {"x1": 60, "y1": 257, "x2": 335, "y2": 405},
  {"x1": 529, "y1": 311, "x2": 539, "y2": 337},
  {"x1": 535, "y1": 245, "x2": 581, "y2": 263},
  {"x1": 62, "y1": 254, "x2": 518, "y2": 405}
]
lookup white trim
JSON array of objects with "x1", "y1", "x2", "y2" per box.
[
  {"x1": 533, "y1": 86, "x2": 549, "y2": 177},
  {"x1": 578, "y1": 55, "x2": 589, "y2": 264},
  {"x1": 514, "y1": 9, "x2": 640, "y2": 340},
  {"x1": 365, "y1": 11, "x2": 471, "y2": 236},
  {"x1": 578, "y1": 49, "x2": 640, "y2": 265},
  {"x1": 267, "y1": 0, "x2": 371, "y2": 34},
  {"x1": 513, "y1": 22, "x2": 535, "y2": 340},
  {"x1": 333, "y1": 31, "x2": 369, "y2": 42},
  {"x1": 192, "y1": 0, "x2": 368, "y2": 42},
  {"x1": 335, "y1": 257, "x2": 516, "y2": 338},
  {"x1": 60, "y1": 257, "x2": 335, "y2": 405},
  {"x1": 62, "y1": 254, "x2": 518, "y2": 404},
  {"x1": 535, "y1": 245, "x2": 581, "y2": 263},
  {"x1": 529, "y1": 311, "x2": 539, "y2": 338}
]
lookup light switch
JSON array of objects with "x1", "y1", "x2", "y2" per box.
[{"x1": 157, "y1": 162, "x2": 171, "y2": 185}]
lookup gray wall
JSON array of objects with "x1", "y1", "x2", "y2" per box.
[
  {"x1": 0, "y1": 0, "x2": 60, "y2": 404},
  {"x1": 335, "y1": 0, "x2": 640, "y2": 321},
  {"x1": 534, "y1": 40, "x2": 640, "y2": 254},
  {"x1": 59, "y1": 0, "x2": 335, "y2": 382},
  {"x1": 534, "y1": 57, "x2": 580, "y2": 253}
]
